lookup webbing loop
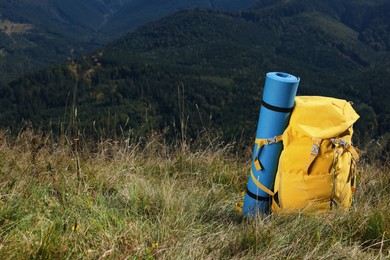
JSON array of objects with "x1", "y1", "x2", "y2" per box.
[
  {"x1": 236, "y1": 171, "x2": 276, "y2": 214},
  {"x1": 330, "y1": 138, "x2": 360, "y2": 161},
  {"x1": 304, "y1": 138, "x2": 322, "y2": 174},
  {"x1": 235, "y1": 202, "x2": 243, "y2": 213},
  {"x1": 246, "y1": 188, "x2": 270, "y2": 201},
  {"x1": 261, "y1": 100, "x2": 294, "y2": 113},
  {"x1": 253, "y1": 135, "x2": 283, "y2": 171},
  {"x1": 250, "y1": 171, "x2": 275, "y2": 196}
]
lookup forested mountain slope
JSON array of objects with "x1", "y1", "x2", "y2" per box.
[
  {"x1": 0, "y1": 0, "x2": 389, "y2": 150},
  {"x1": 0, "y1": 0, "x2": 256, "y2": 84}
]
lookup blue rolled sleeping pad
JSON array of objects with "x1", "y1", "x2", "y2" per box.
[{"x1": 242, "y1": 72, "x2": 300, "y2": 216}]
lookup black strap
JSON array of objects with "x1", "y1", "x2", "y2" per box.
[
  {"x1": 273, "y1": 191, "x2": 280, "y2": 205},
  {"x1": 261, "y1": 100, "x2": 294, "y2": 113},
  {"x1": 246, "y1": 188, "x2": 269, "y2": 201}
]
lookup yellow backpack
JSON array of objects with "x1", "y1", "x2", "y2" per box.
[{"x1": 272, "y1": 96, "x2": 360, "y2": 213}]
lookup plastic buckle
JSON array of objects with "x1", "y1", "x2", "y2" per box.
[
  {"x1": 339, "y1": 139, "x2": 348, "y2": 148},
  {"x1": 331, "y1": 138, "x2": 349, "y2": 148},
  {"x1": 266, "y1": 137, "x2": 277, "y2": 144},
  {"x1": 310, "y1": 144, "x2": 319, "y2": 156}
]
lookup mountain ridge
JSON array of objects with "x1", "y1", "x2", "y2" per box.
[
  {"x1": 1, "y1": 0, "x2": 389, "y2": 150},
  {"x1": 0, "y1": 0, "x2": 257, "y2": 84}
]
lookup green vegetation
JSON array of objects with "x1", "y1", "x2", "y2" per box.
[
  {"x1": 1, "y1": 1, "x2": 389, "y2": 151},
  {"x1": 0, "y1": 0, "x2": 257, "y2": 84},
  {"x1": 1, "y1": 1, "x2": 389, "y2": 258},
  {"x1": 0, "y1": 129, "x2": 388, "y2": 258}
]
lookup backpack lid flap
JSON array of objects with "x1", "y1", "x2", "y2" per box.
[{"x1": 290, "y1": 96, "x2": 360, "y2": 139}]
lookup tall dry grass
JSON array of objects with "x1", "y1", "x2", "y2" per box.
[{"x1": 0, "y1": 129, "x2": 388, "y2": 259}]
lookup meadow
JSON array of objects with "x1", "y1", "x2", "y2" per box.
[{"x1": 0, "y1": 129, "x2": 388, "y2": 259}]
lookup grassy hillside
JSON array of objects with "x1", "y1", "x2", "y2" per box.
[{"x1": 0, "y1": 129, "x2": 388, "y2": 258}]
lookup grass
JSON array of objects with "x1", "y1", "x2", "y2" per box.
[{"x1": 0, "y1": 129, "x2": 389, "y2": 259}]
